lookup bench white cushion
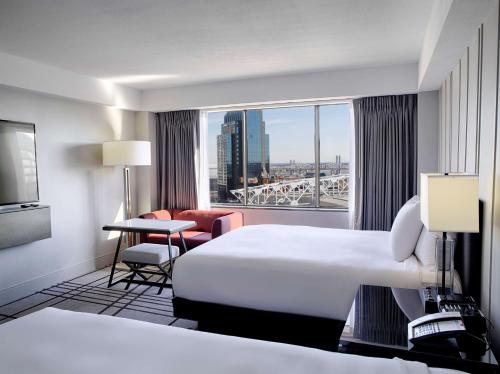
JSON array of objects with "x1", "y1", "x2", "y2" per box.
[{"x1": 122, "y1": 243, "x2": 179, "y2": 265}]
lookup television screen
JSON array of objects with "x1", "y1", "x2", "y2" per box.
[{"x1": 0, "y1": 120, "x2": 39, "y2": 205}]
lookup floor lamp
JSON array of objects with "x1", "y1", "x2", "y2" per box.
[
  {"x1": 420, "y1": 173, "x2": 479, "y2": 300},
  {"x1": 103, "y1": 140, "x2": 151, "y2": 245}
]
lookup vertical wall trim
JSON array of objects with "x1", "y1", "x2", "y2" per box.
[
  {"x1": 477, "y1": 26, "x2": 484, "y2": 173},
  {"x1": 449, "y1": 74, "x2": 453, "y2": 172},
  {"x1": 439, "y1": 86, "x2": 445, "y2": 172},
  {"x1": 464, "y1": 48, "x2": 469, "y2": 169},
  {"x1": 457, "y1": 59, "x2": 462, "y2": 171},
  {"x1": 441, "y1": 80, "x2": 448, "y2": 173}
]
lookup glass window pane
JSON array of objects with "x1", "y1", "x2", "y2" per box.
[
  {"x1": 319, "y1": 104, "x2": 351, "y2": 208},
  {"x1": 246, "y1": 107, "x2": 315, "y2": 207},
  {"x1": 208, "y1": 111, "x2": 244, "y2": 204}
]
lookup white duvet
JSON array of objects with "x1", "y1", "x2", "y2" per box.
[
  {"x1": 173, "y1": 224, "x2": 426, "y2": 320},
  {"x1": 0, "y1": 308, "x2": 461, "y2": 374}
]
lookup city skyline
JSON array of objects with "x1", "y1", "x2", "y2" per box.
[{"x1": 207, "y1": 104, "x2": 351, "y2": 166}]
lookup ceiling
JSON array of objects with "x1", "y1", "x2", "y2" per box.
[{"x1": 0, "y1": 0, "x2": 434, "y2": 90}]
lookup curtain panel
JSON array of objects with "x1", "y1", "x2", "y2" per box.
[
  {"x1": 352, "y1": 94, "x2": 418, "y2": 346},
  {"x1": 156, "y1": 110, "x2": 200, "y2": 210},
  {"x1": 353, "y1": 94, "x2": 418, "y2": 231}
]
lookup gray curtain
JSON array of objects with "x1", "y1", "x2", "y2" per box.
[
  {"x1": 156, "y1": 110, "x2": 200, "y2": 210},
  {"x1": 353, "y1": 94, "x2": 418, "y2": 231},
  {"x1": 352, "y1": 94, "x2": 418, "y2": 345}
]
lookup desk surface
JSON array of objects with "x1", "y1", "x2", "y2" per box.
[{"x1": 103, "y1": 218, "x2": 196, "y2": 234}]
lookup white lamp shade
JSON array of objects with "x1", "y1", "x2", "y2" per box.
[
  {"x1": 103, "y1": 141, "x2": 151, "y2": 166},
  {"x1": 420, "y1": 173, "x2": 479, "y2": 233}
]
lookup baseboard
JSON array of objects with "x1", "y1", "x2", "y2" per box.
[{"x1": 0, "y1": 251, "x2": 115, "y2": 305}]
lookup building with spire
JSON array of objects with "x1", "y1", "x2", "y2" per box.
[{"x1": 216, "y1": 110, "x2": 270, "y2": 202}]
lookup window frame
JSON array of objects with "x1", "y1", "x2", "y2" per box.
[{"x1": 205, "y1": 99, "x2": 353, "y2": 211}]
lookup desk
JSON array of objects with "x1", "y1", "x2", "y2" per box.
[
  {"x1": 339, "y1": 285, "x2": 498, "y2": 374},
  {"x1": 103, "y1": 218, "x2": 196, "y2": 288}
]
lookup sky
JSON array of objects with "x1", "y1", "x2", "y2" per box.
[{"x1": 207, "y1": 104, "x2": 351, "y2": 166}]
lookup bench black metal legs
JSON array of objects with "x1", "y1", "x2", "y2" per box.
[{"x1": 123, "y1": 261, "x2": 173, "y2": 294}]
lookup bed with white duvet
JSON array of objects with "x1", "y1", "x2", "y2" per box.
[
  {"x1": 0, "y1": 308, "x2": 462, "y2": 374},
  {"x1": 173, "y1": 223, "x2": 435, "y2": 321}
]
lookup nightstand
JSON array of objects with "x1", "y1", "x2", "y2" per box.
[{"x1": 339, "y1": 285, "x2": 498, "y2": 374}]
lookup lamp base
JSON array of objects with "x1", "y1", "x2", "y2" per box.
[
  {"x1": 437, "y1": 292, "x2": 466, "y2": 305},
  {"x1": 422, "y1": 286, "x2": 463, "y2": 313},
  {"x1": 123, "y1": 166, "x2": 134, "y2": 246},
  {"x1": 436, "y1": 235, "x2": 455, "y2": 296}
]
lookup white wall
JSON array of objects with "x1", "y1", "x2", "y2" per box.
[
  {"x1": 140, "y1": 72, "x2": 438, "y2": 230},
  {"x1": 135, "y1": 111, "x2": 157, "y2": 215},
  {"x1": 0, "y1": 86, "x2": 137, "y2": 303},
  {"x1": 142, "y1": 63, "x2": 418, "y2": 112},
  {"x1": 418, "y1": 0, "x2": 494, "y2": 91},
  {"x1": 417, "y1": 90, "x2": 440, "y2": 192},
  {"x1": 0, "y1": 51, "x2": 141, "y2": 110}
]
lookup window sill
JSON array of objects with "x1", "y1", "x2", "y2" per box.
[{"x1": 210, "y1": 204, "x2": 349, "y2": 213}]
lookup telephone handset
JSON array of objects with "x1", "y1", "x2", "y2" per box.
[{"x1": 408, "y1": 312, "x2": 465, "y2": 344}]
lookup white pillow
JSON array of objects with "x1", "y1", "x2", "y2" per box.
[
  {"x1": 390, "y1": 196, "x2": 423, "y2": 261},
  {"x1": 415, "y1": 227, "x2": 440, "y2": 268}
]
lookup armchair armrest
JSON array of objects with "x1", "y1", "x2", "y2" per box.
[{"x1": 211, "y1": 212, "x2": 243, "y2": 239}]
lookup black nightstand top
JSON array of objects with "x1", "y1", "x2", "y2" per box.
[{"x1": 339, "y1": 285, "x2": 498, "y2": 374}]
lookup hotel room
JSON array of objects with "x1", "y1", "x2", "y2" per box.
[{"x1": 0, "y1": 0, "x2": 498, "y2": 373}]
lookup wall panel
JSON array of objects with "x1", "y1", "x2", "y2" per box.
[
  {"x1": 450, "y1": 63, "x2": 461, "y2": 172},
  {"x1": 466, "y1": 30, "x2": 481, "y2": 173},
  {"x1": 486, "y1": 0, "x2": 500, "y2": 354},
  {"x1": 458, "y1": 49, "x2": 469, "y2": 172},
  {"x1": 445, "y1": 77, "x2": 452, "y2": 172},
  {"x1": 478, "y1": 6, "x2": 498, "y2": 321},
  {"x1": 437, "y1": 0, "x2": 500, "y2": 355},
  {"x1": 439, "y1": 84, "x2": 446, "y2": 172}
]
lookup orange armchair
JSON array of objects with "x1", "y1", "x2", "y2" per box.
[{"x1": 139, "y1": 209, "x2": 243, "y2": 250}]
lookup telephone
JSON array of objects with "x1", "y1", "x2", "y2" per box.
[
  {"x1": 408, "y1": 312, "x2": 465, "y2": 344},
  {"x1": 408, "y1": 311, "x2": 489, "y2": 354}
]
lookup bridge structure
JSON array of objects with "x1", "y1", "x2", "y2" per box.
[{"x1": 230, "y1": 174, "x2": 349, "y2": 206}]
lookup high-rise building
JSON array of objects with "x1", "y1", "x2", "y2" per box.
[
  {"x1": 216, "y1": 110, "x2": 270, "y2": 202},
  {"x1": 216, "y1": 112, "x2": 243, "y2": 202},
  {"x1": 246, "y1": 110, "x2": 270, "y2": 184}
]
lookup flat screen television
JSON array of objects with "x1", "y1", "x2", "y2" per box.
[{"x1": 0, "y1": 120, "x2": 39, "y2": 206}]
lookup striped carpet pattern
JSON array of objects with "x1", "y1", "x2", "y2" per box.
[{"x1": 0, "y1": 265, "x2": 196, "y2": 329}]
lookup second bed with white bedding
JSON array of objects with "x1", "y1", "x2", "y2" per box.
[
  {"x1": 173, "y1": 224, "x2": 428, "y2": 321},
  {"x1": 0, "y1": 308, "x2": 462, "y2": 374}
]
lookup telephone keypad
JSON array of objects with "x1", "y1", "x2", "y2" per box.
[{"x1": 414, "y1": 323, "x2": 439, "y2": 338}]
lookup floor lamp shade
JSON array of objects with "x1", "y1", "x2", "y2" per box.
[
  {"x1": 103, "y1": 141, "x2": 151, "y2": 166},
  {"x1": 420, "y1": 173, "x2": 479, "y2": 233}
]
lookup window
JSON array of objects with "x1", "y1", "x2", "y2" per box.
[
  {"x1": 207, "y1": 102, "x2": 351, "y2": 209},
  {"x1": 319, "y1": 104, "x2": 350, "y2": 209},
  {"x1": 208, "y1": 111, "x2": 244, "y2": 205}
]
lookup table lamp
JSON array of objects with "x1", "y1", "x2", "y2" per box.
[
  {"x1": 420, "y1": 173, "x2": 479, "y2": 300},
  {"x1": 103, "y1": 141, "x2": 151, "y2": 244}
]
